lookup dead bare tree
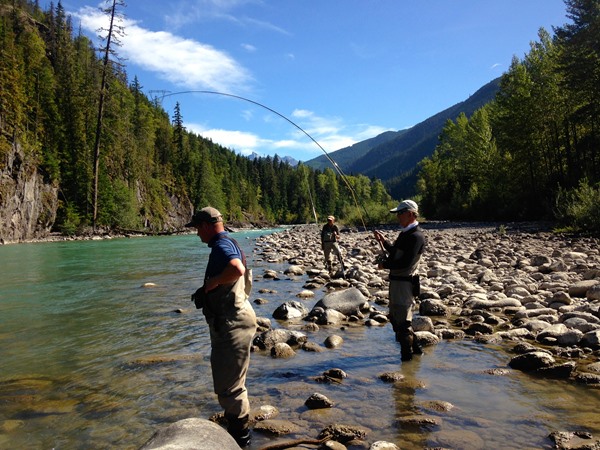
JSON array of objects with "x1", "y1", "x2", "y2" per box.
[{"x1": 92, "y1": 0, "x2": 125, "y2": 230}]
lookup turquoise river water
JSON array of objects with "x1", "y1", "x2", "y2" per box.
[{"x1": 0, "y1": 231, "x2": 599, "y2": 450}]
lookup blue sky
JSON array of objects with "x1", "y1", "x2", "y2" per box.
[{"x1": 58, "y1": 0, "x2": 568, "y2": 162}]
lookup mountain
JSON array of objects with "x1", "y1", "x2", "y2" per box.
[
  {"x1": 280, "y1": 155, "x2": 299, "y2": 166},
  {"x1": 305, "y1": 77, "x2": 501, "y2": 199},
  {"x1": 305, "y1": 130, "x2": 405, "y2": 171},
  {"x1": 247, "y1": 152, "x2": 299, "y2": 166}
]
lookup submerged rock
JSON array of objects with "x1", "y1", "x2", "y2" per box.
[
  {"x1": 305, "y1": 392, "x2": 334, "y2": 409},
  {"x1": 548, "y1": 430, "x2": 600, "y2": 450}
]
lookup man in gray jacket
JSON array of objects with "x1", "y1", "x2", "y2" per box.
[{"x1": 373, "y1": 200, "x2": 426, "y2": 361}]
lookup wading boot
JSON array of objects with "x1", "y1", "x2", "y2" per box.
[
  {"x1": 412, "y1": 338, "x2": 423, "y2": 355},
  {"x1": 226, "y1": 414, "x2": 251, "y2": 447},
  {"x1": 399, "y1": 333, "x2": 413, "y2": 362},
  {"x1": 234, "y1": 429, "x2": 251, "y2": 448},
  {"x1": 401, "y1": 348, "x2": 413, "y2": 361}
]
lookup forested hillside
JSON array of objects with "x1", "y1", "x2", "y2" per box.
[
  {"x1": 304, "y1": 79, "x2": 500, "y2": 199},
  {"x1": 2, "y1": 0, "x2": 598, "y2": 240},
  {"x1": 306, "y1": 130, "x2": 404, "y2": 172},
  {"x1": 352, "y1": 79, "x2": 501, "y2": 200},
  {"x1": 0, "y1": 0, "x2": 394, "y2": 241},
  {"x1": 306, "y1": 0, "x2": 600, "y2": 232},
  {"x1": 418, "y1": 0, "x2": 600, "y2": 231}
]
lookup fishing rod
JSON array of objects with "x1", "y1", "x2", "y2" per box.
[{"x1": 153, "y1": 90, "x2": 369, "y2": 230}]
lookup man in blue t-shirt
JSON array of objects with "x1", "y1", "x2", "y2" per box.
[{"x1": 186, "y1": 206, "x2": 257, "y2": 447}]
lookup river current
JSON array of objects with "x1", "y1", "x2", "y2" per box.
[{"x1": 0, "y1": 231, "x2": 598, "y2": 449}]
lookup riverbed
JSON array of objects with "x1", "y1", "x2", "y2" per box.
[{"x1": 0, "y1": 228, "x2": 598, "y2": 449}]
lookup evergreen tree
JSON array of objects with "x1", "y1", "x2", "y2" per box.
[
  {"x1": 555, "y1": 0, "x2": 600, "y2": 183},
  {"x1": 0, "y1": 0, "x2": 409, "y2": 234}
]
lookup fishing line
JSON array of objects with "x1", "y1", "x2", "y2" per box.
[{"x1": 154, "y1": 90, "x2": 368, "y2": 230}]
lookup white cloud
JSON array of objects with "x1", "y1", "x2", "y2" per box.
[
  {"x1": 186, "y1": 124, "x2": 266, "y2": 154},
  {"x1": 354, "y1": 124, "x2": 395, "y2": 141},
  {"x1": 75, "y1": 7, "x2": 253, "y2": 92},
  {"x1": 287, "y1": 109, "x2": 395, "y2": 154},
  {"x1": 241, "y1": 109, "x2": 254, "y2": 121},
  {"x1": 243, "y1": 17, "x2": 291, "y2": 35},
  {"x1": 291, "y1": 109, "x2": 312, "y2": 119},
  {"x1": 291, "y1": 109, "x2": 345, "y2": 139},
  {"x1": 241, "y1": 43, "x2": 256, "y2": 52},
  {"x1": 163, "y1": 1, "x2": 290, "y2": 35},
  {"x1": 186, "y1": 114, "x2": 393, "y2": 161}
]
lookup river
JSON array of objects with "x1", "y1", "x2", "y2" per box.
[{"x1": 0, "y1": 231, "x2": 598, "y2": 449}]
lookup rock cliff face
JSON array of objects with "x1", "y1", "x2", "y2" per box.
[
  {"x1": 0, "y1": 141, "x2": 194, "y2": 243},
  {"x1": 135, "y1": 180, "x2": 193, "y2": 232},
  {"x1": 0, "y1": 142, "x2": 58, "y2": 243}
]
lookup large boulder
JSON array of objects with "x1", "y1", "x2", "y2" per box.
[
  {"x1": 581, "y1": 330, "x2": 600, "y2": 349},
  {"x1": 309, "y1": 307, "x2": 348, "y2": 325},
  {"x1": 271, "y1": 342, "x2": 296, "y2": 358},
  {"x1": 587, "y1": 283, "x2": 600, "y2": 301},
  {"x1": 568, "y1": 280, "x2": 600, "y2": 298},
  {"x1": 508, "y1": 351, "x2": 556, "y2": 371},
  {"x1": 253, "y1": 329, "x2": 308, "y2": 350},
  {"x1": 139, "y1": 418, "x2": 239, "y2": 450},
  {"x1": 419, "y1": 299, "x2": 449, "y2": 317},
  {"x1": 272, "y1": 301, "x2": 309, "y2": 320},
  {"x1": 311, "y1": 287, "x2": 369, "y2": 316}
]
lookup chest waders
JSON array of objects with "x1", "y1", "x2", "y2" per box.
[
  {"x1": 203, "y1": 234, "x2": 257, "y2": 447},
  {"x1": 385, "y1": 227, "x2": 425, "y2": 361}
]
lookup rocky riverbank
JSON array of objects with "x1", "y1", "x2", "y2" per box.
[
  {"x1": 180, "y1": 222, "x2": 597, "y2": 449},
  {"x1": 252, "y1": 222, "x2": 600, "y2": 383},
  {"x1": 137, "y1": 222, "x2": 600, "y2": 450}
]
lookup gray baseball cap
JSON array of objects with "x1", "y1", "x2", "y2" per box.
[
  {"x1": 185, "y1": 207, "x2": 223, "y2": 227},
  {"x1": 390, "y1": 200, "x2": 418, "y2": 213}
]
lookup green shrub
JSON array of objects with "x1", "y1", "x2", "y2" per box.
[
  {"x1": 555, "y1": 179, "x2": 600, "y2": 233},
  {"x1": 342, "y1": 201, "x2": 396, "y2": 228},
  {"x1": 59, "y1": 203, "x2": 82, "y2": 236}
]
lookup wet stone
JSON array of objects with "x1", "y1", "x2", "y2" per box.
[{"x1": 305, "y1": 393, "x2": 334, "y2": 409}]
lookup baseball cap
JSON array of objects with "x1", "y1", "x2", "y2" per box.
[
  {"x1": 185, "y1": 207, "x2": 223, "y2": 227},
  {"x1": 390, "y1": 200, "x2": 418, "y2": 214}
]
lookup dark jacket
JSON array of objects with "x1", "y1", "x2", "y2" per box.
[{"x1": 382, "y1": 226, "x2": 425, "y2": 277}]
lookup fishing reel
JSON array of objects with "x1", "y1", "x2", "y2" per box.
[{"x1": 374, "y1": 252, "x2": 388, "y2": 265}]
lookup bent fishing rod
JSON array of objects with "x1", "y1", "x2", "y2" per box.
[{"x1": 153, "y1": 90, "x2": 370, "y2": 230}]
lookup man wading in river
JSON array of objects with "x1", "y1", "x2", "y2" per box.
[
  {"x1": 187, "y1": 207, "x2": 257, "y2": 447},
  {"x1": 321, "y1": 215, "x2": 345, "y2": 276},
  {"x1": 373, "y1": 200, "x2": 425, "y2": 361}
]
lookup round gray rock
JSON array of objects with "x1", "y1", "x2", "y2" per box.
[{"x1": 138, "y1": 418, "x2": 239, "y2": 450}]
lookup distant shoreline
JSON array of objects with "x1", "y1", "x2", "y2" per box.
[
  {"x1": 0, "y1": 220, "x2": 567, "y2": 246},
  {"x1": 0, "y1": 222, "x2": 277, "y2": 246}
]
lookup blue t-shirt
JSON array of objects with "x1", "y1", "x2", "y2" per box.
[{"x1": 205, "y1": 232, "x2": 244, "y2": 280}]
